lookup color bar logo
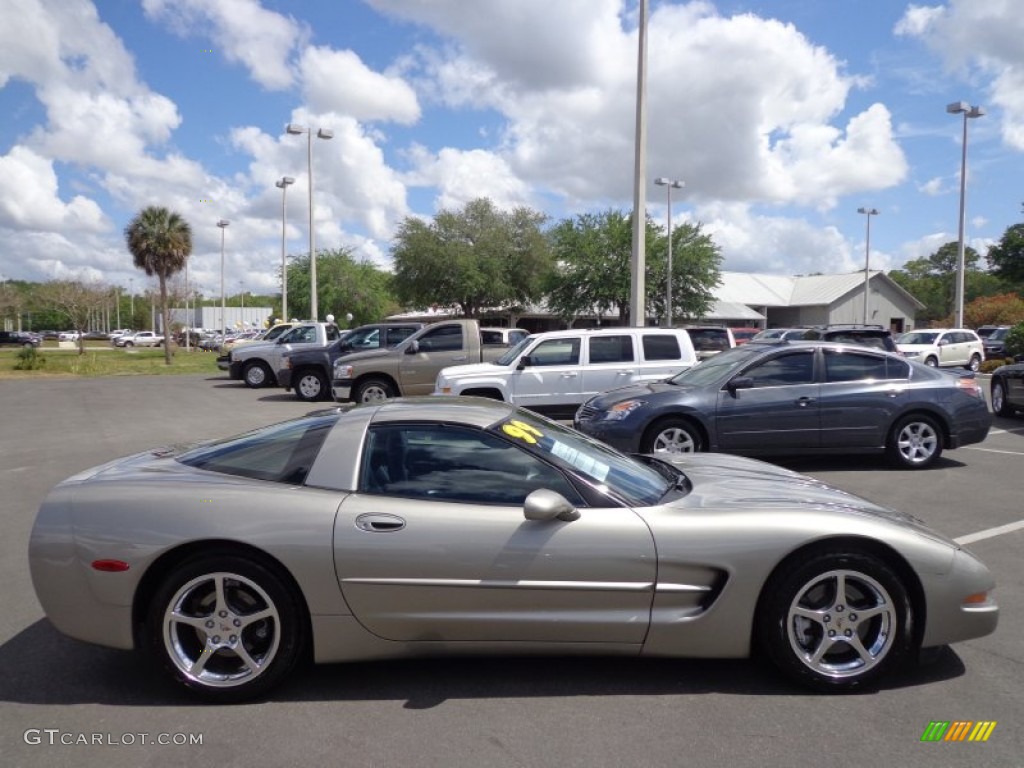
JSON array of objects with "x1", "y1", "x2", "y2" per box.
[{"x1": 921, "y1": 721, "x2": 997, "y2": 742}]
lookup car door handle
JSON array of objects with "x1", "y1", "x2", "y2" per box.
[
  {"x1": 886, "y1": 389, "x2": 903, "y2": 398},
  {"x1": 355, "y1": 514, "x2": 406, "y2": 532},
  {"x1": 795, "y1": 396, "x2": 815, "y2": 407},
  {"x1": 560, "y1": 372, "x2": 578, "y2": 379},
  {"x1": 617, "y1": 370, "x2": 635, "y2": 376},
  {"x1": 451, "y1": 355, "x2": 468, "y2": 362}
]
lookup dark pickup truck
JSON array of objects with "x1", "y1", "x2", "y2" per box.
[{"x1": 278, "y1": 322, "x2": 423, "y2": 401}]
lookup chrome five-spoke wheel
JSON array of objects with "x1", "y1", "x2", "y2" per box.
[
  {"x1": 642, "y1": 418, "x2": 702, "y2": 454},
  {"x1": 887, "y1": 414, "x2": 942, "y2": 469}
]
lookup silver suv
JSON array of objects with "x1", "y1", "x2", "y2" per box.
[{"x1": 896, "y1": 328, "x2": 984, "y2": 371}]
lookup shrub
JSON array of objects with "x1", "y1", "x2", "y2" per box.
[
  {"x1": 13, "y1": 347, "x2": 46, "y2": 370},
  {"x1": 980, "y1": 358, "x2": 1011, "y2": 374},
  {"x1": 1006, "y1": 322, "x2": 1024, "y2": 359}
]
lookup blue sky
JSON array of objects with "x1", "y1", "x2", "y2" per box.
[{"x1": 1, "y1": 0, "x2": 1022, "y2": 306}]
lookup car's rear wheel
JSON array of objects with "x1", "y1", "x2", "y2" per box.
[
  {"x1": 757, "y1": 550, "x2": 912, "y2": 691},
  {"x1": 924, "y1": 356, "x2": 937, "y2": 367},
  {"x1": 966, "y1": 354, "x2": 981, "y2": 372},
  {"x1": 294, "y1": 369, "x2": 329, "y2": 402},
  {"x1": 355, "y1": 378, "x2": 396, "y2": 403},
  {"x1": 243, "y1": 361, "x2": 272, "y2": 388},
  {"x1": 886, "y1": 413, "x2": 942, "y2": 469},
  {"x1": 124, "y1": 341, "x2": 134, "y2": 348},
  {"x1": 992, "y1": 380, "x2": 1013, "y2": 416},
  {"x1": 148, "y1": 554, "x2": 304, "y2": 703},
  {"x1": 640, "y1": 417, "x2": 703, "y2": 454}
]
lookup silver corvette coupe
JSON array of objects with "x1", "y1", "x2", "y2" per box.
[{"x1": 29, "y1": 397, "x2": 998, "y2": 702}]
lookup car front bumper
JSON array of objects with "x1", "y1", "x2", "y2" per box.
[
  {"x1": 332, "y1": 379, "x2": 354, "y2": 402},
  {"x1": 573, "y1": 414, "x2": 643, "y2": 453},
  {"x1": 277, "y1": 368, "x2": 293, "y2": 390}
]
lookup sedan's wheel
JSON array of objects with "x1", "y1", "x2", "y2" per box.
[
  {"x1": 295, "y1": 370, "x2": 328, "y2": 402},
  {"x1": 355, "y1": 378, "x2": 396, "y2": 403},
  {"x1": 886, "y1": 414, "x2": 942, "y2": 469},
  {"x1": 148, "y1": 555, "x2": 304, "y2": 703},
  {"x1": 992, "y1": 380, "x2": 1013, "y2": 417},
  {"x1": 966, "y1": 354, "x2": 981, "y2": 372},
  {"x1": 758, "y1": 550, "x2": 911, "y2": 691},
  {"x1": 243, "y1": 361, "x2": 271, "y2": 388},
  {"x1": 640, "y1": 418, "x2": 703, "y2": 454},
  {"x1": 924, "y1": 356, "x2": 938, "y2": 367}
]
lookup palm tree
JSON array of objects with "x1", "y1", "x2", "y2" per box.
[{"x1": 124, "y1": 206, "x2": 193, "y2": 365}]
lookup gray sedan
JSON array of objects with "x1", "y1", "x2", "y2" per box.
[
  {"x1": 575, "y1": 340, "x2": 991, "y2": 469},
  {"x1": 29, "y1": 397, "x2": 997, "y2": 702}
]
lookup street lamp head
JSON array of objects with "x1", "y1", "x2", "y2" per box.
[
  {"x1": 857, "y1": 207, "x2": 879, "y2": 215},
  {"x1": 276, "y1": 176, "x2": 295, "y2": 188},
  {"x1": 316, "y1": 128, "x2": 334, "y2": 140},
  {"x1": 947, "y1": 101, "x2": 985, "y2": 119},
  {"x1": 654, "y1": 177, "x2": 684, "y2": 189},
  {"x1": 217, "y1": 219, "x2": 230, "y2": 228},
  {"x1": 286, "y1": 123, "x2": 305, "y2": 135}
]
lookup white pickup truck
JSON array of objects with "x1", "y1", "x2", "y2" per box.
[
  {"x1": 114, "y1": 331, "x2": 164, "y2": 348},
  {"x1": 434, "y1": 327, "x2": 698, "y2": 419},
  {"x1": 221, "y1": 321, "x2": 344, "y2": 388}
]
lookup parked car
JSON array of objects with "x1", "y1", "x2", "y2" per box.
[
  {"x1": 991, "y1": 359, "x2": 1024, "y2": 417},
  {"x1": 28, "y1": 397, "x2": 998, "y2": 702},
  {"x1": 896, "y1": 329, "x2": 984, "y2": 371},
  {"x1": 982, "y1": 326, "x2": 1011, "y2": 360},
  {"x1": 975, "y1": 325, "x2": 1003, "y2": 339},
  {"x1": 82, "y1": 330, "x2": 110, "y2": 340},
  {"x1": 58, "y1": 331, "x2": 81, "y2": 342},
  {"x1": 574, "y1": 340, "x2": 991, "y2": 469},
  {"x1": 751, "y1": 328, "x2": 810, "y2": 342},
  {"x1": 198, "y1": 333, "x2": 225, "y2": 352},
  {"x1": 280, "y1": 322, "x2": 424, "y2": 402},
  {"x1": 435, "y1": 327, "x2": 698, "y2": 419},
  {"x1": 753, "y1": 325, "x2": 896, "y2": 353},
  {"x1": 0, "y1": 330, "x2": 43, "y2": 348},
  {"x1": 114, "y1": 331, "x2": 164, "y2": 348},
  {"x1": 223, "y1": 322, "x2": 344, "y2": 388},
  {"x1": 730, "y1": 327, "x2": 762, "y2": 345},
  {"x1": 682, "y1": 326, "x2": 735, "y2": 360}
]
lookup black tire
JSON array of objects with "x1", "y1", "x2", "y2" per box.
[
  {"x1": 355, "y1": 378, "x2": 396, "y2": 403},
  {"x1": 886, "y1": 413, "x2": 942, "y2": 469},
  {"x1": 639, "y1": 417, "x2": 703, "y2": 454},
  {"x1": 294, "y1": 369, "x2": 329, "y2": 402},
  {"x1": 757, "y1": 549, "x2": 912, "y2": 692},
  {"x1": 965, "y1": 354, "x2": 981, "y2": 372},
  {"x1": 147, "y1": 554, "x2": 304, "y2": 703},
  {"x1": 22, "y1": 342, "x2": 33, "y2": 349},
  {"x1": 992, "y1": 380, "x2": 1013, "y2": 417},
  {"x1": 124, "y1": 341, "x2": 134, "y2": 348},
  {"x1": 923, "y1": 356, "x2": 938, "y2": 367},
  {"x1": 243, "y1": 361, "x2": 272, "y2": 389}
]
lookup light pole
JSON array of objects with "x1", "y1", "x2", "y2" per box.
[
  {"x1": 217, "y1": 219, "x2": 230, "y2": 338},
  {"x1": 946, "y1": 101, "x2": 984, "y2": 329},
  {"x1": 655, "y1": 177, "x2": 684, "y2": 327},
  {"x1": 275, "y1": 176, "x2": 295, "y2": 322},
  {"x1": 286, "y1": 123, "x2": 333, "y2": 320},
  {"x1": 184, "y1": 256, "x2": 190, "y2": 351},
  {"x1": 239, "y1": 281, "x2": 245, "y2": 328},
  {"x1": 129, "y1": 278, "x2": 134, "y2": 320},
  {"x1": 629, "y1": 0, "x2": 649, "y2": 328},
  {"x1": 857, "y1": 207, "x2": 879, "y2": 324}
]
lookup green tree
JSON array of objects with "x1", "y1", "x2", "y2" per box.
[
  {"x1": 986, "y1": 223, "x2": 1024, "y2": 287},
  {"x1": 286, "y1": 248, "x2": 399, "y2": 326},
  {"x1": 545, "y1": 210, "x2": 721, "y2": 325},
  {"x1": 33, "y1": 280, "x2": 113, "y2": 354},
  {"x1": 124, "y1": 206, "x2": 192, "y2": 364},
  {"x1": 1005, "y1": 322, "x2": 1024, "y2": 359},
  {"x1": 391, "y1": 198, "x2": 553, "y2": 317},
  {"x1": 889, "y1": 241, "x2": 983, "y2": 324}
]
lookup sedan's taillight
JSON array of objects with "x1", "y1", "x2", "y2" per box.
[{"x1": 956, "y1": 377, "x2": 983, "y2": 399}]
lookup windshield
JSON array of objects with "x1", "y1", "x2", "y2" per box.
[
  {"x1": 488, "y1": 412, "x2": 671, "y2": 505},
  {"x1": 493, "y1": 336, "x2": 534, "y2": 366},
  {"x1": 899, "y1": 331, "x2": 939, "y2": 345},
  {"x1": 667, "y1": 344, "x2": 764, "y2": 386},
  {"x1": 989, "y1": 328, "x2": 1008, "y2": 341}
]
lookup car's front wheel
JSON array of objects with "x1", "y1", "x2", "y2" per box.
[
  {"x1": 924, "y1": 356, "x2": 937, "y2": 367},
  {"x1": 886, "y1": 413, "x2": 942, "y2": 469},
  {"x1": 966, "y1": 353, "x2": 981, "y2": 372},
  {"x1": 640, "y1": 417, "x2": 703, "y2": 454},
  {"x1": 355, "y1": 378, "x2": 396, "y2": 403},
  {"x1": 294, "y1": 369, "x2": 329, "y2": 402},
  {"x1": 757, "y1": 550, "x2": 912, "y2": 691},
  {"x1": 243, "y1": 361, "x2": 272, "y2": 388},
  {"x1": 148, "y1": 554, "x2": 304, "y2": 703},
  {"x1": 992, "y1": 380, "x2": 1013, "y2": 417}
]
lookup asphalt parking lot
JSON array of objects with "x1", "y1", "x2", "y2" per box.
[{"x1": 1, "y1": 373, "x2": 1022, "y2": 768}]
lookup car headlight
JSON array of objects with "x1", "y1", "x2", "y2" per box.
[
  {"x1": 334, "y1": 362, "x2": 354, "y2": 379},
  {"x1": 601, "y1": 399, "x2": 647, "y2": 421}
]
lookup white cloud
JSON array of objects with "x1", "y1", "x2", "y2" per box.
[
  {"x1": 919, "y1": 177, "x2": 944, "y2": 196},
  {"x1": 403, "y1": 145, "x2": 535, "y2": 213},
  {"x1": 0, "y1": 146, "x2": 107, "y2": 232},
  {"x1": 142, "y1": 0, "x2": 303, "y2": 90},
  {"x1": 300, "y1": 46, "x2": 420, "y2": 124}
]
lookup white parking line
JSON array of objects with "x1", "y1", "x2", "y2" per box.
[
  {"x1": 955, "y1": 519, "x2": 1024, "y2": 546},
  {"x1": 966, "y1": 446, "x2": 1024, "y2": 456}
]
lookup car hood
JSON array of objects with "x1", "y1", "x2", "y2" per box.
[
  {"x1": 439, "y1": 362, "x2": 509, "y2": 379},
  {"x1": 334, "y1": 347, "x2": 394, "y2": 364},
  {"x1": 656, "y1": 452, "x2": 952, "y2": 541},
  {"x1": 586, "y1": 379, "x2": 694, "y2": 406}
]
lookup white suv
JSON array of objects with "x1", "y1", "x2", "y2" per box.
[
  {"x1": 896, "y1": 328, "x2": 984, "y2": 371},
  {"x1": 434, "y1": 327, "x2": 698, "y2": 419}
]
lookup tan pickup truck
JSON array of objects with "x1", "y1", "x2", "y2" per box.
[{"x1": 331, "y1": 319, "x2": 526, "y2": 403}]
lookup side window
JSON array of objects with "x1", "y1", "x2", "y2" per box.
[
  {"x1": 823, "y1": 350, "x2": 889, "y2": 383},
  {"x1": 526, "y1": 338, "x2": 581, "y2": 366},
  {"x1": 743, "y1": 351, "x2": 815, "y2": 387},
  {"x1": 885, "y1": 357, "x2": 910, "y2": 379},
  {"x1": 481, "y1": 330, "x2": 502, "y2": 344},
  {"x1": 359, "y1": 424, "x2": 582, "y2": 505},
  {"x1": 588, "y1": 335, "x2": 634, "y2": 363},
  {"x1": 642, "y1": 334, "x2": 682, "y2": 361},
  {"x1": 386, "y1": 327, "x2": 417, "y2": 346},
  {"x1": 326, "y1": 325, "x2": 342, "y2": 342},
  {"x1": 418, "y1": 325, "x2": 463, "y2": 352},
  {"x1": 288, "y1": 326, "x2": 316, "y2": 343}
]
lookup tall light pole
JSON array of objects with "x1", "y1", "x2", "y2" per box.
[
  {"x1": 217, "y1": 219, "x2": 230, "y2": 338},
  {"x1": 286, "y1": 123, "x2": 333, "y2": 320},
  {"x1": 946, "y1": 101, "x2": 984, "y2": 329},
  {"x1": 275, "y1": 175, "x2": 295, "y2": 322},
  {"x1": 857, "y1": 207, "x2": 879, "y2": 325},
  {"x1": 184, "y1": 256, "x2": 190, "y2": 351},
  {"x1": 629, "y1": 0, "x2": 649, "y2": 328},
  {"x1": 655, "y1": 177, "x2": 684, "y2": 327},
  {"x1": 239, "y1": 281, "x2": 245, "y2": 328},
  {"x1": 129, "y1": 277, "x2": 134, "y2": 320}
]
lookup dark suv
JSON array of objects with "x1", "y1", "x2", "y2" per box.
[
  {"x1": 755, "y1": 325, "x2": 896, "y2": 353},
  {"x1": 0, "y1": 330, "x2": 42, "y2": 348}
]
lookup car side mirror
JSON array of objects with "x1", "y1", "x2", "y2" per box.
[
  {"x1": 727, "y1": 376, "x2": 753, "y2": 395},
  {"x1": 405, "y1": 340, "x2": 420, "y2": 355},
  {"x1": 517, "y1": 355, "x2": 532, "y2": 370},
  {"x1": 523, "y1": 489, "x2": 580, "y2": 522}
]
